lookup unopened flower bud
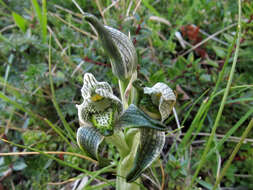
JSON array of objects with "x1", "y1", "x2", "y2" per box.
[{"x1": 83, "y1": 13, "x2": 137, "y2": 80}]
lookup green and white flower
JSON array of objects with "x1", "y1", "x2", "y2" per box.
[
  {"x1": 76, "y1": 73, "x2": 123, "y2": 136},
  {"x1": 75, "y1": 13, "x2": 178, "y2": 187},
  {"x1": 144, "y1": 82, "x2": 176, "y2": 122}
]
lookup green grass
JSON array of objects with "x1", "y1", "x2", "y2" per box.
[{"x1": 188, "y1": 0, "x2": 242, "y2": 187}]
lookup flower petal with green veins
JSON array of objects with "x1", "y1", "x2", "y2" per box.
[
  {"x1": 126, "y1": 129, "x2": 165, "y2": 182},
  {"x1": 83, "y1": 13, "x2": 137, "y2": 80},
  {"x1": 144, "y1": 82, "x2": 176, "y2": 122},
  {"x1": 81, "y1": 73, "x2": 113, "y2": 99},
  {"x1": 77, "y1": 125, "x2": 104, "y2": 161},
  {"x1": 117, "y1": 104, "x2": 169, "y2": 131}
]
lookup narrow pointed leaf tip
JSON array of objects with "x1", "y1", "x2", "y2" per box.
[
  {"x1": 83, "y1": 13, "x2": 137, "y2": 80},
  {"x1": 144, "y1": 82, "x2": 176, "y2": 122},
  {"x1": 76, "y1": 73, "x2": 122, "y2": 136}
]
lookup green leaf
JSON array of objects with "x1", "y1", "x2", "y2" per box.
[
  {"x1": 31, "y1": 0, "x2": 42, "y2": 24},
  {"x1": 223, "y1": 33, "x2": 234, "y2": 43},
  {"x1": 125, "y1": 129, "x2": 139, "y2": 149},
  {"x1": 206, "y1": 59, "x2": 219, "y2": 68},
  {"x1": 212, "y1": 45, "x2": 226, "y2": 58},
  {"x1": 200, "y1": 74, "x2": 211, "y2": 82},
  {"x1": 196, "y1": 179, "x2": 213, "y2": 190},
  {"x1": 13, "y1": 161, "x2": 27, "y2": 171},
  {"x1": 12, "y1": 12, "x2": 27, "y2": 32},
  {"x1": 117, "y1": 104, "x2": 168, "y2": 131},
  {"x1": 126, "y1": 129, "x2": 165, "y2": 182},
  {"x1": 150, "y1": 69, "x2": 165, "y2": 83},
  {"x1": 31, "y1": 0, "x2": 47, "y2": 43},
  {"x1": 142, "y1": 0, "x2": 160, "y2": 16}
]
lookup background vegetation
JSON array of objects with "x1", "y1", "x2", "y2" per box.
[{"x1": 0, "y1": 0, "x2": 252, "y2": 189}]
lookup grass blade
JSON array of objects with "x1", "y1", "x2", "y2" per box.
[
  {"x1": 12, "y1": 12, "x2": 27, "y2": 32},
  {"x1": 0, "y1": 138, "x2": 114, "y2": 186},
  {"x1": 188, "y1": 0, "x2": 242, "y2": 188},
  {"x1": 42, "y1": 0, "x2": 47, "y2": 42},
  {"x1": 31, "y1": 0, "x2": 42, "y2": 24},
  {"x1": 212, "y1": 118, "x2": 253, "y2": 190},
  {"x1": 0, "y1": 91, "x2": 40, "y2": 120},
  {"x1": 48, "y1": 35, "x2": 76, "y2": 143},
  {"x1": 44, "y1": 118, "x2": 73, "y2": 148},
  {"x1": 31, "y1": 0, "x2": 47, "y2": 43},
  {"x1": 193, "y1": 106, "x2": 253, "y2": 169}
]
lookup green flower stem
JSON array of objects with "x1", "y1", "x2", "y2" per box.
[
  {"x1": 105, "y1": 131, "x2": 129, "y2": 158},
  {"x1": 117, "y1": 159, "x2": 141, "y2": 190},
  {"x1": 116, "y1": 131, "x2": 141, "y2": 190},
  {"x1": 119, "y1": 79, "x2": 129, "y2": 110},
  {"x1": 106, "y1": 130, "x2": 141, "y2": 190}
]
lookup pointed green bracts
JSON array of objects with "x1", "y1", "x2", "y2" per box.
[{"x1": 126, "y1": 129, "x2": 165, "y2": 182}]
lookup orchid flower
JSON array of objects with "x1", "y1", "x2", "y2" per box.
[
  {"x1": 75, "y1": 13, "x2": 177, "y2": 190},
  {"x1": 76, "y1": 73, "x2": 176, "y2": 184}
]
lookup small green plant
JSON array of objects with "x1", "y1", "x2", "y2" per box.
[{"x1": 75, "y1": 13, "x2": 177, "y2": 189}]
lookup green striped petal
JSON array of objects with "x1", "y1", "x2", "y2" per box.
[
  {"x1": 126, "y1": 129, "x2": 165, "y2": 182},
  {"x1": 81, "y1": 73, "x2": 113, "y2": 99},
  {"x1": 117, "y1": 104, "x2": 168, "y2": 131},
  {"x1": 77, "y1": 125, "x2": 104, "y2": 161},
  {"x1": 83, "y1": 13, "x2": 137, "y2": 80}
]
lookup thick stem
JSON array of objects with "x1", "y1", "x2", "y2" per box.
[
  {"x1": 106, "y1": 130, "x2": 141, "y2": 190},
  {"x1": 116, "y1": 72, "x2": 140, "y2": 189},
  {"x1": 116, "y1": 130, "x2": 141, "y2": 190},
  {"x1": 105, "y1": 131, "x2": 129, "y2": 158},
  {"x1": 116, "y1": 158, "x2": 141, "y2": 190},
  {"x1": 119, "y1": 79, "x2": 129, "y2": 110}
]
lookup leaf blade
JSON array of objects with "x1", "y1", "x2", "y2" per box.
[
  {"x1": 12, "y1": 12, "x2": 27, "y2": 32},
  {"x1": 126, "y1": 129, "x2": 165, "y2": 182},
  {"x1": 117, "y1": 104, "x2": 168, "y2": 131}
]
